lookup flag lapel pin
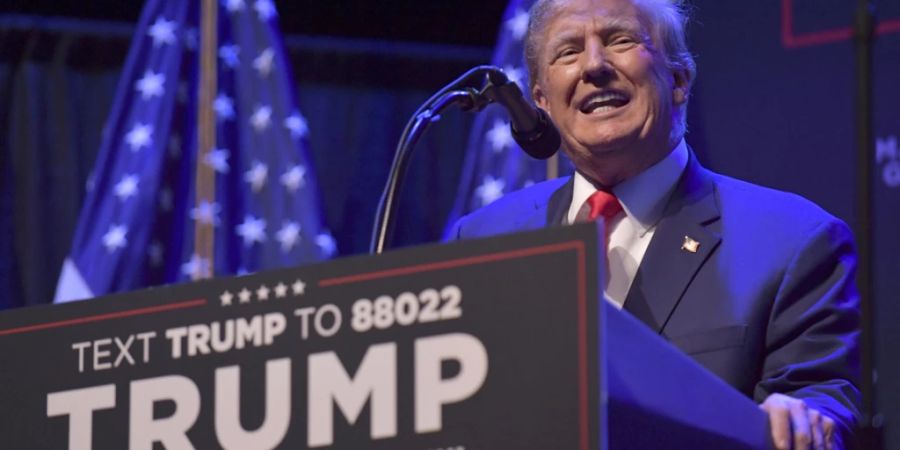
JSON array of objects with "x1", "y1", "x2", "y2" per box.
[{"x1": 681, "y1": 236, "x2": 700, "y2": 253}]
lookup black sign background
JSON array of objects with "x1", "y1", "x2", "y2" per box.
[{"x1": 0, "y1": 225, "x2": 603, "y2": 450}]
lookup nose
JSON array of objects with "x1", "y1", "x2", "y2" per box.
[{"x1": 582, "y1": 40, "x2": 612, "y2": 83}]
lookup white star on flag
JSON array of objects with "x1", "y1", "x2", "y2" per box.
[
  {"x1": 238, "y1": 288, "x2": 252, "y2": 303},
  {"x1": 476, "y1": 176, "x2": 505, "y2": 206},
  {"x1": 181, "y1": 254, "x2": 210, "y2": 280},
  {"x1": 284, "y1": 112, "x2": 308, "y2": 138},
  {"x1": 291, "y1": 279, "x2": 306, "y2": 295},
  {"x1": 219, "y1": 44, "x2": 240, "y2": 68},
  {"x1": 177, "y1": 81, "x2": 189, "y2": 104},
  {"x1": 183, "y1": 28, "x2": 198, "y2": 51},
  {"x1": 190, "y1": 200, "x2": 221, "y2": 226},
  {"x1": 102, "y1": 224, "x2": 128, "y2": 253},
  {"x1": 158, "y1": 186, "x2": 173, "y2": 212},
  {"x1": 125, "y1": 123, "x2": 153, "y2": 152},
  {"x1": 250, "y1": 105, "x2": 272, "y2": 132},
  {"x1": 280, "y1": 165, "x2": 306, "y2": 192},
  {"x1": 505, "y1": 9, "x2": 529, "y2": 41},
  {"x1": 236, "y1": 215, "x2": 267, "y2": 247},
  {"x1": 276, "y1": 221, "x2": 301, "y2": 252},
  {"x1": 148, "y1": 240, "x2": 164, "y2": 267},
  {"x1": 502, "y1": 65, "x2": 525, "y2": 89},
  {"x1": 224, "y1": 0, "x2": 245, "y2": 12},
  {"x1": 147, "y1": 16, "x2": 177, "y2": 47},
  {"x1": 168, "y1": 134, "x2": 182, "y2": 159},
  {"x1": 274, "y1": 282, "x2": 288, "y2": 298},
  {"x1": 244, "y1": 161, "x2": 269, "y2": 192},
  {"x1": 254, "y1": 0, "x2": 277, "y2": 21},
  {"x1": 253, "y1": 48, "x2": 275, "y2": 77},
  {"x1": 135, "y1": 70, "x2": 165, "y2": 100},
  {"x1": 487, "y1": 119, "x2": 513, "y2": 153},
  {"x1": 213, "y1": 93, "x2": 235, "y2": 121},
  {"x1": 316, "y1": 232, "x2": 337, "y2": 257},
  {"x1": 257, "y1": 284, "x2": 271, "y2": 301},
  {"x1": 204, "y1": 148, "x2": 230, "y2": 173},
  {"x1": 114, "y1": 174, "x2": 139, "y2": 201},
  {"x1": 220, "y1": 290, "x2": 234, "y2": 306}
]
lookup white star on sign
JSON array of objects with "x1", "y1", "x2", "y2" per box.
[
  {"x1": 135, "y1": 70, "x2": 165, "y2": 100},
  {"x1": 254, "y1": 0, "x2": 277, "y2": 21},
  {"x1": 316, "y1": 232, "x2": 337, "y2": 257},
  {"x1": 253, "y1": 48, "x2": 275, "y2": 78},
  {"x1": 505, "y1": 8, "x2": 529, "y2": 41},
  {"x1": 276, "y1": 221, "x2": 301, "y2": 252},
  {"x1": 487, "y1": 119, "x2": 513, "y2": 154},
  {"x1": 238, "y1": 288, "x2": 252, "y2": 304},
  {"x1": 102, "y1": 224, "x2": 128, "y2": 253},
  {"x1": 291, "y1": 279, "x2": 306, "y2": 295},
  {"x1": 114, "y1": 174, "x2": 139, "y2": 201},
  {"x1": 204, "y1": 148, "x2": 230, "y2": 173},
  {"x1": 244, "y1": 161, "x2": 268, "y2": 192},
  {"x1": 181, "y1": 254, "x2": 210, "y2": 280},
  {"x1": 125, "y1": 123, "x2": 153, "y2": 152},
  {"x1": 475, "y1": 176, "x2": 505, "y2": 206},
  {"x1": 274, "y1": 282, "x2": 288, "y2": 298},
  {"x1": 219, "y1": 44, "x2": 240, "y2": 68},
  {"x1": 190, "y1": 200, "x2": 221, "y2": 226},
  {"x1": 224, "y1": 0, "x2": 245, "y2": 12},
  {"x1": 284, "y1": 112, "x2": 308, "y2": 138},
  {"x1": 280, "y1": 165, "x2": 306, "y2": 193},
  {"x1": 148, "y1": 16, "x2": 177, "y2": 47},
  {"x1": 257, "y1": 284, "x2": 271, "y2": 301},
  {"x1": 214, "y1": 93, "x2": 235, "y2": 121},
  {"x1": 250, "y1": 105, "x2": 272, "y2": 132},
  {"x1": 236, "y1": 215, "x2": 266, "y2": 247},
  {"x1": 220, "y1": 290, "x2": 234, "y2": 306}
]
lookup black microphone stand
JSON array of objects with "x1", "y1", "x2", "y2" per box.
[
  {"x1": 370, "y1": 66, "x2": 497, "y2": 254},
  {"x1": 854, "y1": 1, "x2": 883, "y2": 448}
]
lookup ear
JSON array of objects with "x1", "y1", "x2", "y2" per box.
[
  {"x1": 671, "y1": 67, "x2": 691, "y2": 106},
  {"x1": 532, "y1": 83, "x2": 550, "y2": 115}
]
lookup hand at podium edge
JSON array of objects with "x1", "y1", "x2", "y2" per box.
[{"x1": 761, "y1": 393, "x2": 836, "y2": 450}]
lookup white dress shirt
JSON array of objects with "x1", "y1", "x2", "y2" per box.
[{"x1": 566, "y1": 140, "x2": 690, "y2": 308}]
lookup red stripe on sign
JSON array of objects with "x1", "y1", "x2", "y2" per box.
[
  {"x1": 783, "y1": 0, "x2": 900, "y2": 49},
  {"x1": 319, "y1": 240, "x2": 592, "y2": 450},
  {"x1": 319, "y1": 241, "x2": 585, "y2": 286},
  {"x1": 0, "y1": 299, "x2": 207, "y2": 337}
]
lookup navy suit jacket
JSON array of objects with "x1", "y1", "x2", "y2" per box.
[{"x1": 448, "y1": 155, "x2": 861, "y2": 442}]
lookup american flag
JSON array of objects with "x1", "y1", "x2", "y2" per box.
[
  {"x1": 54, "y1": 0, "x2": 335, "y2": 302},
  {"x1": 443, "y1": 0, "x2": 572, "y2": 236}
]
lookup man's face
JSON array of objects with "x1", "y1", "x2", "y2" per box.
[{"x1": 532, "y1": 0, "x2": 687, "y2": 185}]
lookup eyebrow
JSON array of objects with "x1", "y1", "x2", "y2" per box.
[{"x1": 544, "y1": 16, "x2": 646, "y2": 50}]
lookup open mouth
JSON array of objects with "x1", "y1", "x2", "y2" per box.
[{"x1": 579, "y1": 91, "x2": 630, "y2": 114}]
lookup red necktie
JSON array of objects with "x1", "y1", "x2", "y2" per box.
[{"x1": 584, "y1": 190, "x2": 622, "y2": 222}]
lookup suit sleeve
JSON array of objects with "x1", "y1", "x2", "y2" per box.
[{"x1": 754, "y1": 218, "x2": 862, "y2": 445}]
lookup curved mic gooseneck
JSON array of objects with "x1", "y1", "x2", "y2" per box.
[{"x1": 370, "y1": 65, "x2": 561, "y2": 254}]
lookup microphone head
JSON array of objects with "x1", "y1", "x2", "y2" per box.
[{"x1": 511, "y1": 108, "x2": 560, "y2": 160}]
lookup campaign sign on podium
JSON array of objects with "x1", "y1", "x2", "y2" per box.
[{"x1": 0, "y1": 224, "x2": 604, "y2": 449}]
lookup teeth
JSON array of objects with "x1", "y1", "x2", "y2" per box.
[{"x1": 582, "y1": 92, "x2": 629, "y2": 112}]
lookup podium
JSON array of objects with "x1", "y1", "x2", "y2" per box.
[{"x1": 0, "y1": 224, "x2": 771, "y2": 449}]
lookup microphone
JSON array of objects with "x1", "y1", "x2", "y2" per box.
[{"x1": 484, "y1": 69, "x2": 560, "y2": 159}]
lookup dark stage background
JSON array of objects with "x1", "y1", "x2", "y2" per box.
[{"x1": 2, "y1": 0, "x2": 899, "y2": 447}]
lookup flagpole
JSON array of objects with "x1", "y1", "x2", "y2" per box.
[
  {"x1": 195, "y1": 0, "x2": 217, "y2": 279},
  {"x1": 546, "y1": 153, "x2": 558, "y2": 180}
]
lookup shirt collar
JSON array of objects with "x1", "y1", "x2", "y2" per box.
[{"x1": 568, "y1": 139, "x2": 690, "y2": 232}]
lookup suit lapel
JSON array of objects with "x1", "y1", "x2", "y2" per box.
[
  {"x1": 623, "y1": 155, "x2": 722, "y2": 333},
  {"x1": 545, "y1": 176, "x2": 574, "y2": 225}
]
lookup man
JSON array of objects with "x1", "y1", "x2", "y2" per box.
[{"x1": 448, "y1": 0, "x2": 861, "y2": 448}]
